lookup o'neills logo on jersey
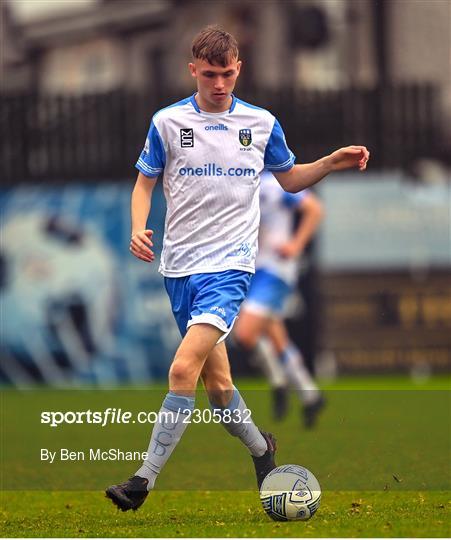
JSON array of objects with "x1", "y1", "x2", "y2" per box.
[
  {"x1": 239, "y1": 129, "x2": 252, "y2": 147},
  {"x1": 180, "y1": 128, "x2": 194, "y2": 148},
  {"x1": 205, "y1": 124, "x2": 228, "y2": 131}
]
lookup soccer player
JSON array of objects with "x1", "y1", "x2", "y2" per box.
[
  {"x1": 106, "y1": 25, "x2": 369, "y2": 511},
  {"x1": 234, "y1": 170, "x2": 326, "y2": 428}
]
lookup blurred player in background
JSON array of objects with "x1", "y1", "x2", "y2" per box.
[
  {"x1": 106, "y1": 25, "x2": 369, "y2": 512},
  {"x1": 234, "y1": 171, "x2": 325, "y2": 428}
]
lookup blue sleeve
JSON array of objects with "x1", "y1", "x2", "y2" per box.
[
  {"x1": 264, "y1": 118, "x2": 296, "y2": 172},
  {"x1": 282, "y1": 189, "x2": 308, "y2": 209},
  {"x1": 135, "y1": 120, "x2": 166, "y2": 178}
]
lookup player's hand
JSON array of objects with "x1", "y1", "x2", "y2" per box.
[
  {"x1": 277, "y1": 241, "x2": 302, "y2": 259},
  {"x1": 130, "y1": 229, "x2": 155, "y2": 263},
  {"x1": 328, "y1": 145, "x2": 370, "y2": 172}
]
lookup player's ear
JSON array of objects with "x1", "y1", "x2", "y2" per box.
[
  {"x1": 188, "y1": 62, "x2": 197, "y2": 78},
  {"x1": 236, "y1": 60, "x2": 242, "y2": 75}
]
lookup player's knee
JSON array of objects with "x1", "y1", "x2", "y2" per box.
[{"x1": 169, "y1": 357, "x2": 197, "y2": 387}]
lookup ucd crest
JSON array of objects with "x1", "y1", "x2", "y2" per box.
[{"x1": 239, "y1": 129, "x2": 252, "y2": 147}]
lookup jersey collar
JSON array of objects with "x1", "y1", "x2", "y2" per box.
[{"x1": 190, "y1": 93, "x2": 237, "y2": 114}]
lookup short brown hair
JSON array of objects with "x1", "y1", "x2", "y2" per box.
[{"x1": 192, "y1": 25, "x2": 239, "y2": 67}]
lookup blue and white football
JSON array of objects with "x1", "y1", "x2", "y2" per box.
[{"x1": 260, "y1": 464, "x2": 321, "y2": 521}]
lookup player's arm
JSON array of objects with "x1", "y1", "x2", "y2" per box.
[
  {"x1": 273, "y1": 145, "x2": 370, "y2": 193},
  {"x1": 278, "y1": 192, "x2": 324, "y2": 258},
  {"x1": 130, "y1": 172, "x2": 158, "y2": 263}
]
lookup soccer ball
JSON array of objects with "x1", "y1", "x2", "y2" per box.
[{"x1": 260, "y1": 464, "x2": 321, "y2": 521}]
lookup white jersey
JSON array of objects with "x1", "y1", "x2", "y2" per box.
[
  {"x1": 257, "y1": 171, "x2": 307, "y2": 285},
  {"x1": 136, "y1": 94, "x2": 295, "y2": 277}
]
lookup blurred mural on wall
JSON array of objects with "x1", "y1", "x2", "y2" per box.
[{"x1": 0, "y1": 184, "x2": 179, "y2": 386}]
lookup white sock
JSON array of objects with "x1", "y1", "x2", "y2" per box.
[
  {"x1": 281, "y1": 343, "x2": 320, "y2": 405},
  {"x1": 210, "y1": 386, "x2": 267, "y2": 457},
  {"x1": 135, "y1": 392, "x2": 194, "y2": 490},
  {"x1": 256, "y1": 338, "x2": 288, "y2": 388}
]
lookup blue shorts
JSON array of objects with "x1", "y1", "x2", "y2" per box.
[
  {"x1": 242, "y1": 268, "x2": 292, "y2": 317},
  {"x1": 164, "y1": 270, "x2": 252, "y2": 340}
]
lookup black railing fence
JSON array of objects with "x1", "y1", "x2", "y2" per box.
[{"x1": 0, "y1": 84, "x2": 441, "y2": 183}]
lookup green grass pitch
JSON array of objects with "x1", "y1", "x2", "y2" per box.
[{"x1": 1, "y1": 375, "x2": 450, "y2": 537}]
